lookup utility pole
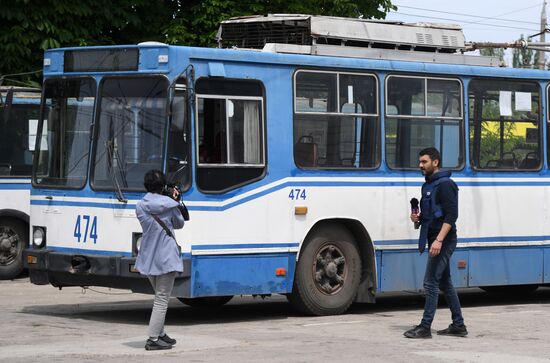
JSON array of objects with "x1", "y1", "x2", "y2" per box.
[{"x1": 538, "y1": 0, "x2": 547, "y2": 69}]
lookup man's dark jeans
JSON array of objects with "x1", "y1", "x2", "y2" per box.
[{"x1": 420, "y1": 233, "x2": 464, "y2": 328}]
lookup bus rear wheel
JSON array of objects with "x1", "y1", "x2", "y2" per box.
[
  {"x1": 290, "y1": 223, "x2": 361, "y2": 316},
  {"x1": 177, "y1": 296, "x2": 233, "y2": 308},
  {"x1": 0, "y1": 218, "x2": 28, "y2": 280}
]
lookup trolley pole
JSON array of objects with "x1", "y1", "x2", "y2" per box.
[{"x1": 537, "y1": 0, "x2": 547, "y2": 70}]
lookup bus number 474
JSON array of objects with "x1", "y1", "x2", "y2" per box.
[
  {"x1": 74, "y1": 215, "x2": 98, "y2": 244},
  {"x1": 288, "y1": 188, "x2": 307, "y2": 200}
]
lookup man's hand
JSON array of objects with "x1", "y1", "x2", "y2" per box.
[
  {"x1": 410, "y1": 213, "x2": 420, "y2": 223},
  {"x1": 429, "y1": 239, "x2": 442, "y2": 257}
]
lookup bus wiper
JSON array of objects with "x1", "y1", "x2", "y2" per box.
[{"x1": 106, "y1": 139, "x2": 127, "y2": 203}]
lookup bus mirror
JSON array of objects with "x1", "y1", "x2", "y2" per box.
[{"x1": 2, "y1": 88, "x2": 13, "y2": 121}]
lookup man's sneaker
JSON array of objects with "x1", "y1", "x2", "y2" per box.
[
  {"x1": 159, "y1": 333, "x2": 176, "y2": 345},
  {"x1": 145, "y1": 338, "x2": 172, "y2": 351},
  {"x1": 404, "y1": 325, "x2": 432, "y2": 339},
  {"x1": 437, "y1": 324, "x2": 468, "y2": 337}
]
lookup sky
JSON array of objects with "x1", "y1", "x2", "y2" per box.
[
  {"x1": 385, "y1": 0, "x2": 547, "y2": 43},
  {"x1": 384, "y1": 0, "x2": 549, "y2": 66}
]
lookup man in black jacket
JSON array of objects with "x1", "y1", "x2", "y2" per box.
[{"x1": 404, "y1": 147, "x2": 467, "y2": 339}]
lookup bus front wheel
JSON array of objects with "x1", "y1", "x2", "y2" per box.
[
  {"x1": 0, "y1": 218, "x2": 28, "y2": 280},
  {"x1": 290, "y1": 223, "x2": 361, "y2": 316}
]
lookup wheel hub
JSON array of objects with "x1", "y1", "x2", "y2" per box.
[
  {"x1": 0, "y1": 236, "x2": 11, "y2": 251},
  {"x1": 0, "y1": 228, "x2": 18, "y2": 264},
  {"x1": 313, "y1": 243, "x2": 347, "y2": 295}
]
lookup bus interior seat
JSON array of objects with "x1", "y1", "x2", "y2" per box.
[
  {"x1": 295, "y1": 136, "x2": 317, "y2": 167},
  {"x1": 518, "y1": 152, "x2": 540, "y2": 169},
  {"x1": 341, "y1": 158, "x2": 355, "y2": 167},
  {"x1": 386, "y1": 105, "x2": 399, "y2": 115},
  {"x1": 484, "y1": 160, "x2": 499, "y2": 169},
  {"x1": 0, "y1": 163, "x2": 11, "y2": 176},
  {"x1": 499, "y1": 152, "x2": 517, "y2": 168}
]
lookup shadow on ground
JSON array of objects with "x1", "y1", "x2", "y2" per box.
[{"x1": 20, "y1": 286, "x2": 550, "y2": 327}]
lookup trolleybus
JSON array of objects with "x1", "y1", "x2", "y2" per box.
[
  {"x1": 25, "y1": 15, "x2": 550, "y2": 314},
  {"x1": 0, "y1": 86, "x2": 41, "y2": 279}
]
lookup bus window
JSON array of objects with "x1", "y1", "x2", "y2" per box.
[
  {"x1": 91, "y1": 76, "x2": 169, "y2": 191},
  {"x1": 469, "y1": 79, "x2": 540, "y2": 171},
  {"x1": 385, "y1": 75, "x2": 463, "y2": 169},
  {"x1": 294, "y1": 70, "x2": 379, "y2": 169},
  {"x1": 33, "y1": 78, "x2": 96, "y2": 188},
  {"x1": 0, "y1": 89, "x2": 40, "y2": 176},
  {"x1": 195, "y1": 78, "x2": 265, "y2": 193}
]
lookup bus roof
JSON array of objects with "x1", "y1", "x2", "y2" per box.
[{"x1": 43, "y1": 43, "x2": 550, "y2": 81}]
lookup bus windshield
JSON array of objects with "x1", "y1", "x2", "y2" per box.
[
  {"x1": 33, "y1": 78, "x2": 95, "y2": 188},
  {"x1": 91, "y1": 76, "x2": 169, "y2": 191}
]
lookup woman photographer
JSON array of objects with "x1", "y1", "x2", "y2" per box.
[{"x1": 135, "y1": 169, "x2": 185, "y2": 351}]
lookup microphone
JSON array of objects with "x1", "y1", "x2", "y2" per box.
[{"x1": 410, "y1": 198, "x2": 420, "y2": 229}]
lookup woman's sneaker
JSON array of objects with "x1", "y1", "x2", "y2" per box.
[
  {"x1": 159, "y1": 333, "x2": 176, "y2": 345},
  {"x1": 437, "y1": 324, "x2": 468, "y2": 337},
  {"x1": 145, "y1": 338, "x2": 172, "y2": 350}
]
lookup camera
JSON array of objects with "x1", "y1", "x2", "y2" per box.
[
  {"x1": 163, "y1": 184, "x2": 189, "y2": 221},
  {"x1": 162, "y1": 184, "x2": 181, "y2": 202}
]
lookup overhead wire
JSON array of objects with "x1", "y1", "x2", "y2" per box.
[
  {"x1": 393, "y1": 3, "x2": 542, "y2": 25},
  {"x1": 389, "y1": 11, "x2": 540, "y2": 32}
]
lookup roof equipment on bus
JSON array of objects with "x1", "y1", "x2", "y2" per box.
[{"x1": 216, "y1": 14, "x2": 501, "y2": 67}]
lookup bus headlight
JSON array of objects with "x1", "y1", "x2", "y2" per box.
[{"x1": 32, "y1": 227, "x2": 46, "y2": 248}]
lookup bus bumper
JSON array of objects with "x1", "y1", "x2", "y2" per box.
[{"x1": 23, "y1": 248, "x2": 191, "y2": 294}]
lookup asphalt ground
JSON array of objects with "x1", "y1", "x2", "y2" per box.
[{"x1": 1, "y1": 275, "x2": 550, "y2": 362}]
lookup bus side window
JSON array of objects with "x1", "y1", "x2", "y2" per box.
[
  {"x1": 195, "y1": 78, "x2": 265, "y2": 193},
  {"x1": 385, "y1": 75, "x2": 463, "y2": 170},
  {"x1": 294, "y1": 70, "x2": 379, "y2": 170},
  {"x1": 468, "y1": 79, "x2": 541, "y2": 171}
]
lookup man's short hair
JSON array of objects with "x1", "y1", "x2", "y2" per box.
[
  {"x1": 143, "y1": 169, "x2": 166, "y2": 193},
  {"x1": 419, "y1": 147, "x2": 441, "y2": 165}
]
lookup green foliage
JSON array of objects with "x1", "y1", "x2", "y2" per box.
[
  {"x1": 0, "y1": 0, "x2": 174, "y2": 84},
  {"x1": 512, "y1": 35, "x2": 535, "y2": 69},
  {"x1": 0, "y1": 0, "x2": 394, "y2": 84},
  {"x1": 480, "y1": 48, "x2": 505, "y2": 64}
]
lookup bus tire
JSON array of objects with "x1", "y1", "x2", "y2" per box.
[
  {"x1": 0, "y1": 218, "x2": 28, "y2": 280},
  {"x1": 289, "y1": 223, "x2": 361, "y2": 316},
  {"x1": 177, "y1": 296, "x2": 233, "y2": 308}
]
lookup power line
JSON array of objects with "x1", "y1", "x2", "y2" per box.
[
  {"x1": 390, "y1": 10, "x2": 540, "y2": 32},
  {"x1": 466, "y1": 3, "x2": 543, "y2": 25},
  {"x1": 394, "y1": 4, "x2": 542, "y2": 25}
]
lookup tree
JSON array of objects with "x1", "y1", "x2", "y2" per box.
[
  {"x1": 0, "y1": 0, "x2": 175, "y2": 84},
  {"x1": 164, "y1": 0, "x2": 396, "y2": 47},
  {"x1": 480, "y1": 48, "x2": 505, "y2": 65},
  {"x1": 512, "y1": 35, "x2": 535, "y2": 69},
  {"x1": 0, "y1": 0, "x2": 394, "y2": 84}
]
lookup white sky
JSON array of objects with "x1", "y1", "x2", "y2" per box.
[
  {"x1": 386, "y1": 0, "x2": 546, "y2": 43},
  {"x1": 385, "y1": 0, "x2": 548, "y2": 65}
]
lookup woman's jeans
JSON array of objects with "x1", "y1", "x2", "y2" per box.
[
  {"x1": 147, "y1": 272, "x2": 176, "y2": 338},
  {"x1": 420, "y1": 234, "x2": 464, "y2": 329}
]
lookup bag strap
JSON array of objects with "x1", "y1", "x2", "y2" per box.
[{"x1": 151, "y1": 214, "x2": 175, "y2": 240}]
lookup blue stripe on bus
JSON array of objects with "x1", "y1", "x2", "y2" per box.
[
  {"x1": 31, "y1": 200, "x2": 137, "y2": 209},
  {"x1": 46, "y1": 246, "x2": 133, "y2": 256},
  {"x1": 375, "y1": 235, "x2": 550, "y2": 245},
  {"x1": 192, "y1": 243, "x2": 300, "y2": 250},
  {"x1": 0, "y1": 184, "x2": 31, "y2": 190},
  {"x1": 30, "y1": 179, "x2": 550, "y2": 211}
]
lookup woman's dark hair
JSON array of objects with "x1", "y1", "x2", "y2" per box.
[{"x1": 143, "y1": 169, "x2": 166, "y2": 193}]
